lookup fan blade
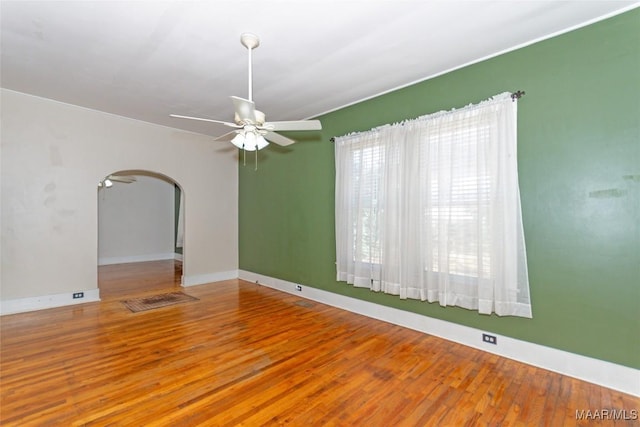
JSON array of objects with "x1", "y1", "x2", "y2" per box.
[
  {"x1": 170, "y1": 114, "x2": 240, "y2": 128},
  {"x1": 109, "y1": 175, "x2": 137, "y2": 183},
  {"x1": 264, "y1": 120, "x2": 322, "y2": 131},
  {"x1": 264, "y1": 131, "x2": 296, "y2": 147},
  {"x1": 231, "y1": 96, "x2": 256, "y2": 123},
  {"x1": 214, "y1": 130, "x2": 240, "y2": 142}
]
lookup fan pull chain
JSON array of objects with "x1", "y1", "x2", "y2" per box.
[{"x1": 239, "y1": 148, "x2": 259, "y2": 170}]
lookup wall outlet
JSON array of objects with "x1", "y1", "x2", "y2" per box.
[
  {"x1": 482, "y1": 333, "x2": 497, "y2": 344},
  {"x1": 295, "y1": 284, "x2": 302, "y2": 292},
  {"x1": 72, "y1": 292, "x2": 84, "y2": 299}
]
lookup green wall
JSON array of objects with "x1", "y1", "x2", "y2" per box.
[{"x1": 239, "y1": 10, "x2": 640, "y2": 369}]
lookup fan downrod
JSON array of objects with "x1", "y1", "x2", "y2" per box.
[{"x1": 240, "y1": 33, "x2": 260, "y2": 50}]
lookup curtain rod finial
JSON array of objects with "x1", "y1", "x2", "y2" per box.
[{"x1": 511, "y1": 90, "x2": 526, "y2": 101}]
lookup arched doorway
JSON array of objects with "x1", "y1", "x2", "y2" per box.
[{"x1": 97, "y1": 170, "x2": 185, "y2": 299}]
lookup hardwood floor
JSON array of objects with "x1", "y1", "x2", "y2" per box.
[
  {"x1": 1, "y1": 262, "x2": 638, "y2": 426},
  {"x1": 98, "y1": 259, "x2": 183, "y2": 300}
]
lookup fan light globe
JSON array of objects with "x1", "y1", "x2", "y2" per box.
[
  {"x1": 255, "y1": 135, "x2": 269, "y2": 150},
  {"x1": 231, "y1": 133, "x2": 245, "y2": 149},
  {"x1": 244, "y1": 132, "x2": 257, "y2": 151}
]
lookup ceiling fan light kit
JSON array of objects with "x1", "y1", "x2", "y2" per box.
[
  {"x1": 170, "y1": 33, "x2": 322, "y2": 158},
  {"x1": 231, "y1": 129, "x2": 269, "y2": 151}
]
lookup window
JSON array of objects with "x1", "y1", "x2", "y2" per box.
[{"x1": 335, "y1": 93, "x2": 532, "y2": 317}]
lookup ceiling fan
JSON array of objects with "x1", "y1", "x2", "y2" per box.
[
  {"x1": 98, "y1": 174, "x2": 137, "y2": 188},
  {"x1": 170, "y1": 33, "x2": 322, "y2": 151}
]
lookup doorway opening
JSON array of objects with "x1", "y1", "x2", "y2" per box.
[{"x1": 97, "y1": 170, "x2": 185, "y2": 300}]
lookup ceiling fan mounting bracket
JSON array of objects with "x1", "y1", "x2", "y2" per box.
[{"x1": 240, "y1": 33, "x2": 260, "y2": 50}]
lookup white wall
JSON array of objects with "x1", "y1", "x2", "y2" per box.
[
  {"x1": 98, "y1": 174, "x2": 176, "y2": 265},
  {"x1": 0, "y1": 89, "x2": 238, "y2": 304}
]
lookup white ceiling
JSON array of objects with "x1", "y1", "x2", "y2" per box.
[{"x1": 1, "y1": 1, "x2": 638, "y2": 137}]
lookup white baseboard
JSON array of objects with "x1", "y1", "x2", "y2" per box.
[
  {"x1": 0, "y1": 289, "x2": 101, "y2": 315},
  {"x1": 182, "y1": 270, "x2": 238, "y2": 287},
  {"x1": 98, "y1": 252, "x2": 176, "y2": 266},
  {"x1": 174, "y1": 253, "x2": 184, "y2": 262},
  {"x1": 0, "y1": 267, "x2": 237, "y2": 314},
  {"x1": 239, "y1": 270, "x2": 640, "y2": 397}
]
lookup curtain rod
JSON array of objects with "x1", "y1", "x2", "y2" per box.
[{"x1": 330, "y1": 90, "x2": 526, "y2": 142}]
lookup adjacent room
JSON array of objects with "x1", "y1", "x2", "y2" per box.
[{"x1": 1, "y1": 1, "x2": 638, "y2": 425}]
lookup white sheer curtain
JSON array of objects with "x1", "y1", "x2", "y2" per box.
[{"x1": 335, "y1": 93, "x2": 531, "y2": 317}]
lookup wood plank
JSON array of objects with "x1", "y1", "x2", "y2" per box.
[{"x1": 1, "y1": 261, "x2": 638, "y2": 425}]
